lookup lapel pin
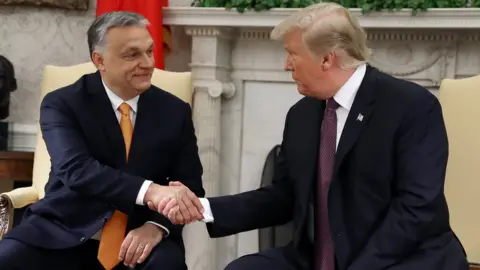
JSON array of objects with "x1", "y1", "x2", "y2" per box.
[{"x1": 356, "y1": 113, "x2": 364, "y2": 122}]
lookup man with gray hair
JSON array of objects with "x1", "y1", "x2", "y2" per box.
[
  {"x1": 0, "y1": 11, "x2": 205, "y2": 270},
  {"x1": 163, "y1": 3, "x2": 468, "y2": 270}
]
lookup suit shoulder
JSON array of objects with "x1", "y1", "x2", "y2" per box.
[
  {"x1": 148, "y1": 85, "x2": 190, "y2": 108},
  {"x1": 375, "y1": 70, "x2": 437, "y2": 105},
  {"x1": 288, "y1": 96, "x2": 319, "y2": 114}
]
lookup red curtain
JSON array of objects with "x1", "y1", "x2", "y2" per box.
[{"x1": 96, "y1": 0, "x2": 171, "y2": 70}]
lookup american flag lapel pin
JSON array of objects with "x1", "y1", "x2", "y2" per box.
[{"x1": 357, "y1": 113, "x2": 364, "y2": 122}]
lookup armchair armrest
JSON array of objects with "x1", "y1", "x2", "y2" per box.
[{"x1": 0, "y1": 187, "x2": 38, "y2": 239}]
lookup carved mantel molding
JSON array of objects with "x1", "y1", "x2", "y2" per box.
[
  {"x1": 164, "y1": 7, "x2": 480, "y2": 29},
  {"x1": 180, "y1": 25, "x2": 237, "y2": 270}
]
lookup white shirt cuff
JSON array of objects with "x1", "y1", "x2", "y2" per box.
[
  {"x1": 136, "y1": 180, "x2": 153, "y2": 205},
  {"x1": 146, "y1": 221, "x2": 170, "y2": 237},
  {"x1": 199, "y1": 198, "x2": 214, "y2": 223}
]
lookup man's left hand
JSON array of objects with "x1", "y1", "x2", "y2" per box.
[{"x1": 119, "y1": 223, "x2": 164, "y2": 268}]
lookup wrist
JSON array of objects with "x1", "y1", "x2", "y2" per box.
[
  {"x1": 145, "y1": 223, "x2": 164, "y2": 238},
  {"x1": 144, "y1": 183, "x2": 159, "y2": 204}
]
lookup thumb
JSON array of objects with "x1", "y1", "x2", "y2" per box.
[
  {"x1": 169, "y1": 181, "x2": 183, "y2": 186},
  {"x1": 147, "y1": 201, "x2": 156, "y2": 211}
]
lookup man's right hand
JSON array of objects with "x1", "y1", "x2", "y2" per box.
[{"x1": 144, "y1": 183, "x2": 204, "y2": 224}]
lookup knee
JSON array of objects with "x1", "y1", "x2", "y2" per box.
[
  {"x1": 0, "y1": 239, "x2": 23, "y2": 268},
  {"x1": 224, "y1": 256, "x2": 252, "y2": 270},
  {"x1": 142, "y1": 242, "x2": 187, "y2": 270}
]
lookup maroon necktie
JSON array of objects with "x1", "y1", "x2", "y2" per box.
[{"x1": 316, "y1": 98, "x2": 338, "y2": 270}]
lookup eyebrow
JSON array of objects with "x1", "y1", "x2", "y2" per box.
[{"x1": 122, "y1": 43, "x2": 154, "y2": 53}]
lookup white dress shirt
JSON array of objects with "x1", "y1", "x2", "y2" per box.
[
  {"x1": 91, "y1": 81, "x2": 168, "y2": 240},
  {"x1": 199, "y1": 64, "x2": 367, "y2": 223}
]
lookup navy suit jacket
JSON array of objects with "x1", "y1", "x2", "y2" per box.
[
  {"x1": 6, "y1": 71, "x2": 205, "y2": 249},
  {"x1": 206, "y1": 66, "x2": 468, "y2": 270}
]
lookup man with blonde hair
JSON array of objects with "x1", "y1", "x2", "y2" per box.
[{"x1": 161, "y1": 3, "x2": 468, "y2": 270}]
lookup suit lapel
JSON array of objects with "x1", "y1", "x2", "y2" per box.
[
  {"x1": 87, "y1": 72, "x2": 126, "y2": 165},
  {"x1": 128, "y1": 87, "x2": 156, "y2": 165},
  {"x1": 334, "y1": 66, "x2": 377, "y2": 174}
]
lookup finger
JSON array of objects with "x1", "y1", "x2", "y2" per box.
[
  {"x1": 169, "y1": 206, "x2": 182, "y2": 224},
  {"x1": 162, "y1": 198, "x2": 178, "y2": 216},
  {"x1": 184, "y1": 199, "x2": 201, "y2": 222},
  {"x1": 157, "y1": 197, "x2": 170, "y2": 213},
  {"x1": 175, "y1": 211, "x2": 184, "y2": 224},
  {"x1": 187, "y1": 189, "x2": 204, "y2": 213},
  {"x1": 130, "y1": 243, "x2": 145, "y2": 268},
  {"x1": 169, "y1": 181, "x2": 183, "y2": 186},
  {"x1": 177, "y1": 199, "x2": 191, "y2": 222},
  {"x1": 124, "y1": 238, "x2": 138, "y2": 266},
  {"x1": 147, "y1": 201, "x2": 156, "y2": 211},
  {"x1": 137, "y1": 243, "x2": 152, "y2": 264},
  {"x1": 181, "y1": 190, "x2": 203, "y2": 220},
  {"x1": 119, "y1": 234, "x2": 133, "y2": 260}
]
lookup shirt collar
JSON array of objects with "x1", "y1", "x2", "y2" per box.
[
  {"x1": 333, "y1": 63, "x2": 367, "y2": 111},
  {"x1": 102, "y1": 80, "x2": 139, "y2": 113}
]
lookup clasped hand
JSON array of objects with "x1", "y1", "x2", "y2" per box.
[{"x1": 144, "y1": 181, "x2": 204, "y2": 224}]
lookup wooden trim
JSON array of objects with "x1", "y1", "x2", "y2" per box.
[
  {"x1": 0, "y1": 151, "x2": 34, "y2": 182},
  {"x1": 0, "y1": 151, "x2": 33, "y2": 161},
  {"x1": 0, "y1": 0, "x2": 89, "y2": 10}
]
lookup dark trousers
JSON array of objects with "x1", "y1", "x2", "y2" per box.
[
  {"x1": 225, "y1": 247, "x2": 298, "y2": 270},
  {"x1": 0, "y1": 238, "x2": 187, "y2": 270}
]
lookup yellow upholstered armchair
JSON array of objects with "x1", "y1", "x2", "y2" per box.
[
  {"x1": 439, "y1": 75, "x2": 480, "y2": 268},
  {"x1": 0, "y1": 62, "x2": 192, "y2": 238}
]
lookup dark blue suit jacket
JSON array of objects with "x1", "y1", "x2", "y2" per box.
[
  {"x1": 206, "y1": 66, "x2": 468, "y2": 270},
  {"x1": 6, "y1": 71, "x2": 204, "y2": 249}
]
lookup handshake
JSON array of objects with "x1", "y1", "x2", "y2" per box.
[{"x1": 143, "y1": 181, "x2": 204, "y2": 225}]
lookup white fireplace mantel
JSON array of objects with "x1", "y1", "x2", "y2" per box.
[{"x1": 164, "y1": 7, "x2": 480, "y2": 29}]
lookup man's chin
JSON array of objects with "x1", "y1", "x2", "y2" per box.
[
  {"x1": 134, "y1": 82, "x2": 152, "y2": 93},
  {"x1": 296, "y1": 85, "x2": 309, "y2": 96}
]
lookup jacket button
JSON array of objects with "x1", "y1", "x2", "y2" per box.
[{"x1": 80, "y1": 237, "x2": 86, "y2": 242}]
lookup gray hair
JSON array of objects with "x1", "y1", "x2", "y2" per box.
[
  {"x1": 271, "y1": 3, "x2": 371, "y2": 69},
  {"x1": 87, "y1": 11, "x2": 149, "y2": 57}
]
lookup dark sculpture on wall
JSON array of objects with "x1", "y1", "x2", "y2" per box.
[
  {"x1": 0, "y1": 0, "x2": 89, "y2": 10},
  {"x1": 0, "y1": 55, "x2": 17, "y2": 120}
]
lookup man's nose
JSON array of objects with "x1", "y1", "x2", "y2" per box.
[
  {"x1": 140, "y1": 54, "x2": 155, "y2": 68},
  {"x1": 284, "y1": 55, "x2": 292, "y2": 71}
]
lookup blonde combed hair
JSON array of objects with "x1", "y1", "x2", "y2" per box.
[{"x1": 271, "y1": 3, "x2": 371, "y2": 69}]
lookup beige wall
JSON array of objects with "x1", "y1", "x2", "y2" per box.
[{"x1": 0, "y1": 0, "x2": 191, "y2": 124}]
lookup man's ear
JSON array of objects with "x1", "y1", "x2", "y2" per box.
[
  {"x1": 92, "y1": 51, "x2": 105, "y2": 71},
  {"x1": 322, "y1": 52, "x2": 334, "y2": 70}
]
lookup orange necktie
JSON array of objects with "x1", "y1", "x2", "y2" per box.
[{"x1": 98, "y1": 102, "x2": 132, "y2": 269}]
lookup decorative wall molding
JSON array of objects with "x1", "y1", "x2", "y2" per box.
[
  {"x1": 164, "y1": 7, "x2": 480, "y2": 29},
  {"x1": 8, "y1": 123, "x2": 36, "y2": 152},
  {"x1": 239, "y1": 28, "x2": 271, "y2": 40},
  {"x1": 366, "y1": 31, "x2": 458, "y2": 41},
  {"x1": 185, "y1": 26, "x2": 235, "y2": 38}
]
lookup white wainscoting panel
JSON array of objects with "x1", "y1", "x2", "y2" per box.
[{"x1": 237, "y1": 81, "x2": 303, "y2": 257}]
